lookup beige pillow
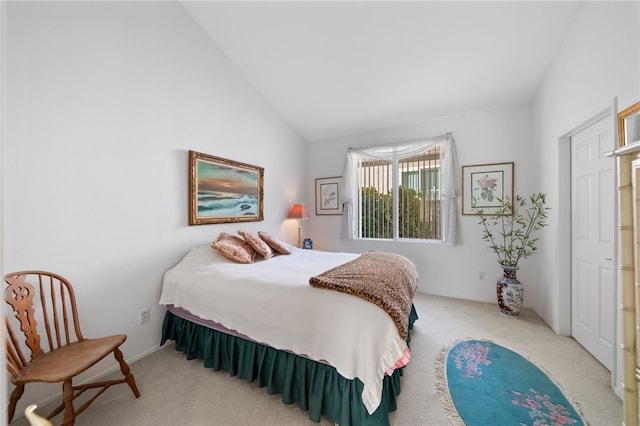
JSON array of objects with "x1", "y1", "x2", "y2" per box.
[
  {"x1": 258, "y1": 231, "x2": 291, "y2": 255},
  {"x1": 211, "y1": 232, "x2": 256, "y2": 264},
  {"x1": 238, "y1": 230, "x2": 274, "y2": 259}
]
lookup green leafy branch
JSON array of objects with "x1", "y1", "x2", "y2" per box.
[{"x1": 475, "y1": 193, "x2": 550, "y2": 268}]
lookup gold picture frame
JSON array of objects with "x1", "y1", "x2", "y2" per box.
[
  {"x1": 462, "y1": 162, "x2": 514, "y2": 215},
  {"x1": 188, "y1": 150, "x2": 264, "y2": 225},
  {"x1": 618, "y1": 101, "x2": 640, "y2": 147}
]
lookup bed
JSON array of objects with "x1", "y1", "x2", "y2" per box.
[{"x1": 159, "y1": 236, "x2": 418, "y2": 426}]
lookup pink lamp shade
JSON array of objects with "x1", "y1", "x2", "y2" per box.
[{"x1": 287, "y1": 204, "x2": 310, "y2": 219}]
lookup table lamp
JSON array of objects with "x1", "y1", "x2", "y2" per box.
[{"x1": 287, "y1": 203, "x2": 310, "y2": 248}]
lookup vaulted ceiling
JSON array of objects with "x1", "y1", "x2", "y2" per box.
[{"x1": 181, "y1": 1, "x2": 583, "y2": 142}]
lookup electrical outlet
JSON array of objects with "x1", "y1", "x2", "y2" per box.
[
  {"x1": 478, "y1": 272, "x2": 485, "y2": 280},
  {"x1": 139, "y1": 308, "x2": 150, "y2": 324}
]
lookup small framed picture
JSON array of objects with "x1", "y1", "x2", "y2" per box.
[
  {"x1": 315, "y1": 176, "x2": 342, "y2": 215},
  {"x1": 618, "y1": 101, "x2": 640, "y2": 147},
  {"x1": 462, "y1": 162, "x2": 514, "y2": 215}
]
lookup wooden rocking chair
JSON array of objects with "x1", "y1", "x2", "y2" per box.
[{"x1": 4, "y1": 271, "x2": 140, "y2": 425}]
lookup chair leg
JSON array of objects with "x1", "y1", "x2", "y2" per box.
[
  {"x1": 7, "y1": 383, "x2": 24, "y2": 423},
  {"x1": 61, "y1": 379, "x2": 76, "y2": 426},
  {"x1": 114, "y1": 347, "x2": 140, "y2": 398}
]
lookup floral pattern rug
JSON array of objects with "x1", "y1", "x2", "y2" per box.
[{"x1": 436, "y1": 339, "x2": 586, "y2": 426}]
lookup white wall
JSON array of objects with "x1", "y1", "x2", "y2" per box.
[
  {"x1": 306, "y1": 104, "x2": 542, "y2": 305},
  {"x1": 2, "y1": 1, "x2": 306, "y2": 412},
  {"x1": 532, "y1": 0, "x2": 639, "y2": 397}
]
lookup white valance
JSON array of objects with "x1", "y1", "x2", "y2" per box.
[{"x1": 341, "y1": 133, "x2": 461, "y2": 245}]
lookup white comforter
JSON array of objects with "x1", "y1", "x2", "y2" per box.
[{"x1": 159, "y1": 245, "x2": 409, "y2": 414}]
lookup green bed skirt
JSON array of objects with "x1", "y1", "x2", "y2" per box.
[{"x1": 160, "y1": 305, "x2": 418, "y2": 426}]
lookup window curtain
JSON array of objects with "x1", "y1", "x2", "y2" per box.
[{"x1": 341, "y1": 133, "x2": 461, "y2": 245}]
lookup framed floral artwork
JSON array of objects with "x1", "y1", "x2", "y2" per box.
[
  {"x1": 315, "y1": 176, "x2": 342, "y2": 215},
  {"x1": 189, "y1": 150, "x2": 264, "y2": 225},
  {"x1": 462, "y1": 162, "x2": 514, "y2": 215}
]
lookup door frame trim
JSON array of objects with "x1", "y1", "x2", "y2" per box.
[{"x1": 557, "y1": 97, "x2": 620, "y2": 396}]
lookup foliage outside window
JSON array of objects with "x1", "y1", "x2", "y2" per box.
[{"x1": 358, "y1": 144, "x2": 443, "y2": 240}]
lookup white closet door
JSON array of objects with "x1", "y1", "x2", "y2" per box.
[{"x1": 570, "y1": 115, "x2": 615, "y2": 370}]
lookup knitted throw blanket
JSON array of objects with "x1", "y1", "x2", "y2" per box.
[{"x1": 309, "y1": 251, "x2": 418, "y2": 339}]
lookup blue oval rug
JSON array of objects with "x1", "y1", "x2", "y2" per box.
[{"x1": 437, "y1": 339, "x2": 586, "y2": 426}]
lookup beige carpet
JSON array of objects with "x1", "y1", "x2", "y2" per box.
[{"x1": 10, "y1": 294, "x2": 622, "y2": 425}]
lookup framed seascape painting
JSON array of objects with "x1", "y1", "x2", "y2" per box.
[
  {"x1": 462, "y1": 162, "x2": 514, "y2": 215},
  {"x1": 189, "y1": 150, "x2": 264, "y2": 225},
  {"x1": 315, "y1": 176, "x2": 342, "y2": 215}
]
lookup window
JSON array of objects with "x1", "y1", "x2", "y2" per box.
[
  {"x1": 342, "y1": 133, "x2": 460, "y2": 245},
  {"x1": 360, "y1": 144, "x2": 442, "y2": 240}
]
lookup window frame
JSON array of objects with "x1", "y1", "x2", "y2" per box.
[
  {"x1": 356, "y1": 144, "x2": 444, "y2": 242},
  {"x1": 341, "y1": 133, "x2": 460, "y2": 246}
]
